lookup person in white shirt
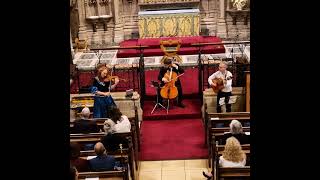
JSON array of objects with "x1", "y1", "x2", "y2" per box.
[
  {"x1": 208, "y1": 61, "x2": 233, "y2": 113},
  {"x1": 109, "y1": 107, "x2": 131, "y2": 133}
]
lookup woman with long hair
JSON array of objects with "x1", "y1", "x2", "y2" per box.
[
  {"x1": 109, "y1": 107, "x2": 131, "y2": 133},
  {"x1": 91, "y1": 64, "x2": 119, "y2": 118},
  {"x1": 203, "y1": 137, "x2": 246, "y2": 179}
]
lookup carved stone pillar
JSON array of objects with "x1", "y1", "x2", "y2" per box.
[
  {"x1": 113, "y1": 0, "x2": 124, "y2": 43},
  {"x1": 70, "y1": 29, "x2": 74, "y2": 59},
  {"x1": 217, "y1": 0, "x2": 227, "y2": 38},
  {"x1": 77, "y1": 0, "x2": 88, "y2": 41}
]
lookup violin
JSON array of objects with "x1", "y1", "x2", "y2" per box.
[{"x1": 104, "y1": 75, "x2": 128, "y2": 82}]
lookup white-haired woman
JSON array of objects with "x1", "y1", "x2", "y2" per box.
[{"x1": 220, "y1": 119, "x2": 250, "y2": 144}]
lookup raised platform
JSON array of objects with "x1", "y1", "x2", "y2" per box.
[
  {"x1": 117, "y1": 36, "x2": 225, "y2": 58},
  {"x1": 143, "y1": 99, "x2": 201, "y2": 120}
]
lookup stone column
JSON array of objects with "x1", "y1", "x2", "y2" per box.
[
  {"x1": 217, "y1": 0, "x2": 227, "y2": 38},
  {"x1": 77, "y1": 0, "x2": 88, "y2": 41},
  {"x1": 70, "y1": 29, "x2": 74, "y2": 59},
  {"x1": 113, "y1": 0, "x2": 124, "y2": 43}
]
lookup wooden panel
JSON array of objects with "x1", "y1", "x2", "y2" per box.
[{"x1": 245, "y1": 71, "x2": 250, "y2": 112}]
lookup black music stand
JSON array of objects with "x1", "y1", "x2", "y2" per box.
[{"x1": 151, "y1": 81, "x2": 167, "y2": 114}]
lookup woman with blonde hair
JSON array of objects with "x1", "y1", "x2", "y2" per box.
[{"x1": 203, "y1": 137, "x2": 246, "y2": 179}]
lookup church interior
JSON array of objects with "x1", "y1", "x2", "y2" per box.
[{"x1": 70, "y1": 0, "x2": 250, "y2": 179}]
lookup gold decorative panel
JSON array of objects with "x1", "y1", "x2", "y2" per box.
[{"x1": 138, "y1": 12, "x2": 200, "y2": 38}]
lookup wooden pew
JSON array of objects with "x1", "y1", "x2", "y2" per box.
[
  {"x1": 78, "y1": 155, "x2": 129, "y2": 180},
  {"x1": 205, "y1": 110, "x2": 250, "y2": 168},
  {"x1": 213, "y1": 143, "x2": 250, "y2": 180},
  {"x1": 70, "y1": 107, "x2": 141, "y2": 152},
  {"x1": 70, "y1": 115, "x2": 140, "y2": 170},
  {"x1": 208, "y1": 127, "x2": 250, "y2": 168},
  {"x1": 70, "y1": 132, "x2": 138, "y2": 179},
  {"x1": 78, "y1": 170, "x2": 127, "y2": 180},
  {"x1": 203, "y1": 103, "x2": 250, "y2": 146}
]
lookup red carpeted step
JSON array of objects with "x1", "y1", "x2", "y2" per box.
[
  {"x1": 143, "y1": 99, "x2": 202, "y2": 120},
  {"x1": 139, "y1": 118, "x2": 208, "y2": 161}
]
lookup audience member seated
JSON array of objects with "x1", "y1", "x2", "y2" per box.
[
  {"x1": 70, "y1": 165, "x2": 78, "y2": 180},
  {"x1": 220, "y1": 120, "x2": 250, "y2": 144},
  {"x1": 109, "y1": 107, "x2": 131, "y2": 133},
  {"x1": 71, "y1": 107, "x2": 100, "y2": 134},
  {"x1": 203, "y1": 137, "x2": 247, "y2": 179},
  {"x1": 101, "y1": 119, "x2": 129, "y2": 151},
  {"x1": 89, "y1": 142, "x2": 116, "y2": 171},
  {"x1": 70, "y1": 142, "x2": 89, "y2": 172}
]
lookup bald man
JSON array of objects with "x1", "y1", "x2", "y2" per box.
[
  {"x1": 71, "y1": 107, "x2": 100, "y2": 134},
  {"x1": 89, "y1": 142, "x2": 116, "y2": 171}
]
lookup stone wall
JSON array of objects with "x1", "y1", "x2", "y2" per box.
[{"x1": 70, "y1": 0, "x2": 250, "y2": 49}]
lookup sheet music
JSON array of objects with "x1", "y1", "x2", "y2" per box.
[{"x1": 85, "y1": 178, "x2": 99, "y2": 180}]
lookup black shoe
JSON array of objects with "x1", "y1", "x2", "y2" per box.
[{"x1": 202, "y1": 171, "x2": 212, "y2": 179}]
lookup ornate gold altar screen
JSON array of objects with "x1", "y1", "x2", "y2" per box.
[{"x1": 138, "y1": 9, "x2": 200, "y2": 38}]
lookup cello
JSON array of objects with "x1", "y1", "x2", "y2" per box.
[{"x1": 160, "y1": 67, "x2": 184, "y2": 100}]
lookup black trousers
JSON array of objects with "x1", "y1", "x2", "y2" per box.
[
  {"x1": 157, "y1": 84, "x2": 183, "y2": 105},
  {"x1": 217, "y1": 91, "x2": 232, "y2": 113}
]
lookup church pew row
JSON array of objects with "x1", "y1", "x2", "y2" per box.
[
  {"x1": 78, "y1": 171, "x2": 127, "y2": 180},
  {"x1": 78, "y1": 156, "x2": 129, "y2": 180},
  {"x1": 203, "y1": 103, "x2": 250, "y2": 145},
  {"x1": 70, "y1": 132, "x2": 138, "y2": 179},
  {"x1": 70, "y1": 113, "x2": 140, "y2": 152},
  {"x1": 213, "y1": 144, "x2": 250, "y2": 180},
  {"x1": 208, "y1": 125, "x2": 250, "y2": 168}
]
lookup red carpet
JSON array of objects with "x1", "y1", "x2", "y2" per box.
[
  {"x1": 139, "y1": 119, "x2": 208, "y2": 161},
  {"x1": 143, "y1": 99, "x2": 201, "y2": 120}
]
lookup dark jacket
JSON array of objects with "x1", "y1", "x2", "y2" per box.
[
  {"x1": 158, "y1": 63, "x2": 184, "y2": 87},
  {"x1": 70, "y1": 158, "x2": 89, "y2": 172},
  {"x1": 219, "y1": 133, "x2": 250, "y2": 145},
  {"x1": 100, "y1": 134, "x2": 129, "y2": 152},
  {"x1": 89, "y1": 154, "x2": 116, "y2": 171},
  {"x1": 71, "y1": 119, "x2": 100, "y2": 134}
]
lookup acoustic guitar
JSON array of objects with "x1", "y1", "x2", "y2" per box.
[{"x1": 211, "y1": 78, "x2": 225, "y2": 93}]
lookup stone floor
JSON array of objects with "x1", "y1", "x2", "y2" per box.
[{"x1": 138, "y1": 159, "x2": 211, "y2": 180}]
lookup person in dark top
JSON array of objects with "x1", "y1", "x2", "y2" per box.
[
  {"x1": 220, "y1": 119, "x2": 250, "y2": 145},
  {"x1": 157, "y1": 57, "x2": 185, "y2": 108},
  {"x1": 71, "y1": 107, "x2": 100, "y2": 134},
  {"x1": 89, "y1": 142, "x2": 116, "y2": 171},
  {"x1": 70, "y1": 165, "x2": 78, "y2": 180},
  {"x1": 91, "y1": 64, "x2": 119, "y2": 118},
  {"x1": 101, "y1": 119, "x2": 129, "y2": 152},
  {"x1": 70, "y1": 142, "x2": 89, "y2": 172}
]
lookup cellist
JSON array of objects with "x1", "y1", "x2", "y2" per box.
[{"x1": 157, "y1": 57, "x2": 185, "y2": 108}]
